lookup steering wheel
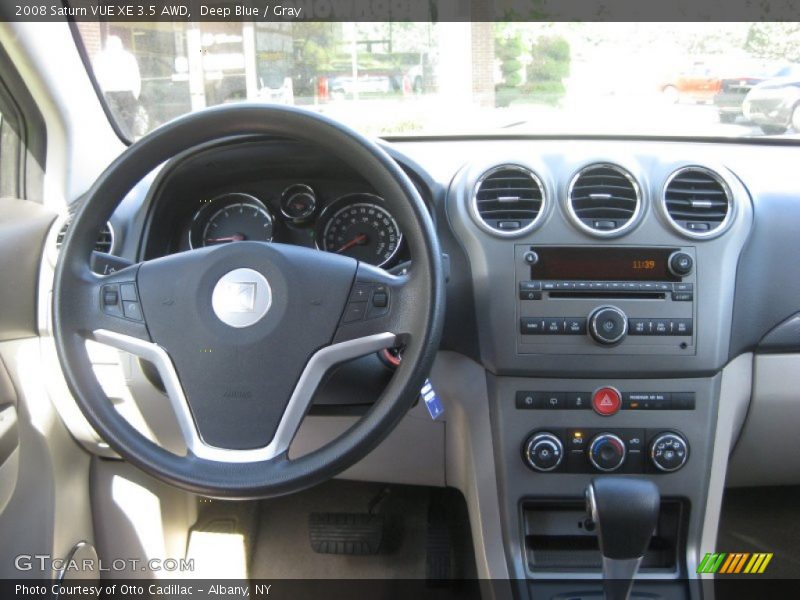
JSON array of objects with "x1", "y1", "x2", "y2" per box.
[{"x1": 53, "y1": 105, "x2": 444, "y2": 498}]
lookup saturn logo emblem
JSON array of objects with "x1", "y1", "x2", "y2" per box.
[{"x1": 211, "y1": 268, "x2": 272, "y2": 328}]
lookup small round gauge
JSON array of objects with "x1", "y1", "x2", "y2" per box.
[
  {"x1": 190, "y1": 193, "x2": 273, "y2": 249},
  {"x1": 318, "y1": 194, "x2": 402, "y2": 267},
  {"x1": 281, "y1": 184, "x2": 317, "y2": 221}
]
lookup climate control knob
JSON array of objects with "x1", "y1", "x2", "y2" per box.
[
  {"x1": 523, "y1": 432, "x2": 564, "y2": 472},
  {"x1": 588, "y1": 305, "x2": 628, "y2": 345},
  {"x1": 588, "y1": 433, "x2": 626, "y2": 472},
  {"x1": 650, "y1": 432, "x2": 689, "y2": 472}
]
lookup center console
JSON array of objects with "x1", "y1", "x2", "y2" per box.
[{"x1": 445, "y1": 146, "x2": 754, "y2": 599}]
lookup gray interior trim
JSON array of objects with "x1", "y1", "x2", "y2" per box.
[
  {"x1": 0, "y1": 197, "x2": 55, "y2": 341},
  {"x1": 727, "y1": 353, "x2": 800, "y2": 487},
  {"x1": 698, "y1": 353, "x2": 752, "y2": 581},
  {"x1": 92, "y1": 329, "x2": 397, "y2": 463}
]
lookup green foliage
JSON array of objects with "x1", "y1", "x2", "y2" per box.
[
  {"x1": 524, "y1": 35, "x2": 571, "y2": 106},
  {"x1": 745, "y1": 23, "x2": 800, "y2": 63},
  {"x1": 496, "y1": 33, "x2": 524, "y2": 87}
]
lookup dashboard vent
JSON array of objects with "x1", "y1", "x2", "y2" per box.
[
  {"x1": 472, "y1": 166, "x2": 545, "y2": 235},
  {"x1": 56, "y1": 220, "x2": 114, "y2": 253},
  {"x1": 663, "y1": 167, "x2": 732, "y2": 237},
  {"x1": 568, "y1": 164, "x2": 641, "y2": 235}
]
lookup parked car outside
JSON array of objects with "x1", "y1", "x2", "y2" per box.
[
  {"x1": 715, "y1": 64, "x2": 800, "y2": 123},
  {"x1": 743, "y1": 71, "x2": 800, "y2": 134}
]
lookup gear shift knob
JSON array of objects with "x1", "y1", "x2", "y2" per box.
[{"x1": 586, "y1": 477, "x2": 660, "y2": 600}]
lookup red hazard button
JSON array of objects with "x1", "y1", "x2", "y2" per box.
[{"x1": 592, "y1": 387, "x2": 621, "y2": 416}]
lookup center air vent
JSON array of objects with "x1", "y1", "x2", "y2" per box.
[
  {"x1": 56, "y1": 220, "x2": 114, "y2": 254},
  {"x1": 663, "y1": 167, "x2": 732, "y2": 238},
  {"x1": 472, "y1": 165, "x2": 545, "y2": 235},
  {"x1": 567, "y1": 164, "x2": 641, "y2": 236}
]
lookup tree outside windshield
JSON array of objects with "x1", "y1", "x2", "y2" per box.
[{"x1": 75, "y1": 22, "x2": 800, "y2": 140}]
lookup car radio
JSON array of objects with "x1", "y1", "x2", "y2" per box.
[{"x1": 515, "y1": 245, "x2": 696, "y2": 355}]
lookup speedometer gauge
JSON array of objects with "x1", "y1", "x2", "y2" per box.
[
  {"x1": 190, "y1": 193, "x2": 273, "y2": 248},
  {"x1": 318, "y1": 194, "x2": 402, "y2": 267}
]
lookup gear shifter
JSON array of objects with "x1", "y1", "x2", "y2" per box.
[{"x1": 586, "y1": 477, "x2": 660, "y2": 600}]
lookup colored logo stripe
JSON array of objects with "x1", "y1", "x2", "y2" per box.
[{"x1": 698, "y1": 552, "x2": 773, "y2": 574}]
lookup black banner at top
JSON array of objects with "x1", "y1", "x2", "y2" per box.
[{"x1": 1, "y1": 0, "x2": 799, "y2": 22}]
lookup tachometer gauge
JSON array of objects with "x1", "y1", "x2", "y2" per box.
[
  {"x1": 318, "y1": 194, "x2": 402, "y2": 267},
  {"x1": 190, "y1": 193, "x2": 273, "y2": 248}
]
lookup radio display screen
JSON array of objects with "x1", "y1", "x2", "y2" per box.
[{"x1": 529, "y1": 247, "x2": 680, "y2": 281}]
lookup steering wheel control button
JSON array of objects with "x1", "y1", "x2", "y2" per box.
[
  {"x1": 588, "y1": 306, "x2": 628, "y2": 345},
  {"x1": 122, "y1": 301, "x2": 143, "y2": 321},
  {"x1": 650, "y1": 432, "x2": 689, "y2": 472},
  {"x1": 342, "y1": 303, "x2": 368, "y2": 323},
  {"x1": 592, "y1": 387, "x2": 621, "y2": 416},
  {"x1": 102, "y1": 287, "x2": 119, "y2": 306},
  {"x1": 588, "y1": 433, "x2": 627, "y2": 472},
  {"x1": 120, "y1": 283, "x2": 138, "y2": 302},
  {"x1": 668, "y1": 251, "x2": 694, "y2": 277},
  {"x1": 524, "y1": 432, "x2": 564, "y2": 472},
  {"x1": 349, "y1": 283, "x2": 373, "y2": 303},
  {"x1": 211, "y1": 268, "x2": 272, "y2": 328}
]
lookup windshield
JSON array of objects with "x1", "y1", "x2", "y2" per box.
[{"x1": 74, "y1": 22, "x2": 800, "y2": 140}]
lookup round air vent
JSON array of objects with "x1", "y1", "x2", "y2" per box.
[
  {"x1": 663, "y1": 167, "x2": 733, "y2": 238},
  {"x1": 567, "y1": 164, "x2": 642, "y2": 236},
  {"x1": 471, "y1": 165, "x2": 546, "y2": 236},
  {"x1": 56, "y1": 220, "x2": 115, "y2": 253}
]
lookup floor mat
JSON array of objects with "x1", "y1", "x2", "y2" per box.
[
  {"x1": 716, "y1": 485, "x2": 800, "y2": 578},
  {"x1": 250, "y1": 480, "x2": 439, "y2": 579}
]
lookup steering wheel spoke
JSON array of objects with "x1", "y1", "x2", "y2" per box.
[{"x1": 333, "y1": 261, "x2": 419, "y2": 347}]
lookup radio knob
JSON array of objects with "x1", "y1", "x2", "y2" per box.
[
  {"x1": 650, "y1": 432, "x2": 689, "y2": 473},
  {"x1": 523, "y1": 432, "x2": 564, "y2": 472},
  {"x1": 668, "y1": 251, "x2": 694, "y2": 277},
  {"x1": 588, "y1": 306, "x2": 628, "y2": 345},
  {"x1": 588, "y1": 433, "x2": 627, "y2": 472}
]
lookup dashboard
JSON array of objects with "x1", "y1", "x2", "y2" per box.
[
  {"x1": 52, "y1": 133, "x2": 800, "y2": 592},
  {"x1": 139, "y1": 138, "x2": 415, "y2": 270}
]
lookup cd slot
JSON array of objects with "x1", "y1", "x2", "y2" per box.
[{"x1": 549, "y1": 291, "x2": 666, "y2": 300}]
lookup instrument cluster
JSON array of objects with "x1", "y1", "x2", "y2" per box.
[{"x1": 181, "y1": 184, "x2": 405, "y2": 268}]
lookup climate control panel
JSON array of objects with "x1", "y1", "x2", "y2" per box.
[{"x1": 522, "y1": 429, "x2": 689, "y2": 474}]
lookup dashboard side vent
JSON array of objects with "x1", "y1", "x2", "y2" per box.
[
  {"x1": 663, "y1": 167, "x2": 732, "y2": 237},
  {"x1": 472, "y1": 165, "x2": 545, "y2": 235},
  {"x1": 567, "y1": 164, "x2": 641, "y2": 235},
  {"x1": 56, "y1": 220, "x2": 114, "y2": 253}
]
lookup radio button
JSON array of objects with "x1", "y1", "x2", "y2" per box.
[
  {"x1": 672, "y1": 319, "x2": 693, "y2": 335},
  {"x1": 542, "y1": 282, "x2": 556, "y2": 291},
  {"x1": 589, "y1": 306, "x2": 628, "y2": 345},
  {"x1": 520, "y1": 290, "x2": 543, "y2": 300},
  {"x1": 629, "y1": 319, "x2": 650, "y2": 335},
  {"x1": 520, "y1": 318, "x2": 546, "y2": 334},
  {"x1": 669, "y1": 251, "x2": 694, "y2": 277},
  {"x1": 520, "y1": 281, "x2": 542, "y2": 291},
  {"x1": 544, "y1": 318, "x2": 563, "y2": 334},
  {"x1": 653, "y1": 319, "x2": 671, "y2": 335},
  {"x1": 565, "y1": 318, "x2": 587, "y2": 335}
]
